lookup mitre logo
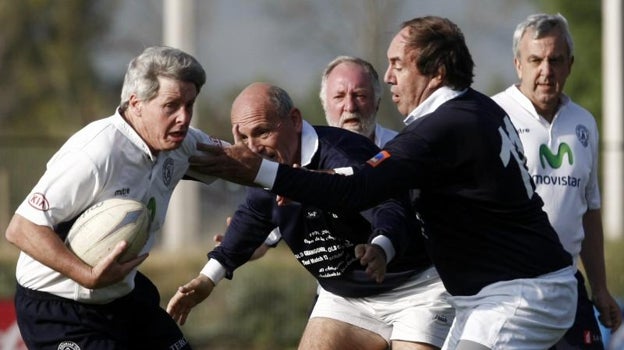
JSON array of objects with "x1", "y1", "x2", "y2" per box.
[{"x1": 539, "y1": 143, "x2": 573, "y2": 169}]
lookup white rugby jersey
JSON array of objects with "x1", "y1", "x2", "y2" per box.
[
  {"x1": 14, "y1": 110, "x2": 225, "y2": 303},
  {"x1": 492, "y1": 85, "x2": 601, "y2": 260}
]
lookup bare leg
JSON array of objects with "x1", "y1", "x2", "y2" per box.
[
  {"x1": 298, "y1": 317, "x2": 388, "y2": 350},
  {"x1": 392, "y1": 340, "x2": 440, "y2": 350}
]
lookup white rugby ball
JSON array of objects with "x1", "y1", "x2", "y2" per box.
[{"x1": 66, "y1": 198, "x2": 150, "y2": 266}]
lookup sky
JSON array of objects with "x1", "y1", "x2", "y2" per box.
[{"x1": 97, "y1": 0, "x2": 540, "y2": 102}]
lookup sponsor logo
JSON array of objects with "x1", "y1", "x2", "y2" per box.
[
  {"x1": 57, "y1": 341, "x2": 81, "y2": 350},
  {"x1": 576, "y1": 124, "x2": 589, "y2": 147},
  {"x1": 366, "y1": 150, "x2": 391, "y2": 167},
  {"x1": 539, "y1": 143, "x2": 573, "y2": 169},
  {"x1": 28, "y1": 193, "x2": 49, "y2": 211},
  {"x1": 114, "y1": 188, "x2": 130, "y2": 196},
  {"x1": 532, "y1": 174, "x2": 582, "y2": 188},
  {"x1": 162, "y1": 158, "x2": 174, "y2": 186},
  {"x1": 433, "y1": 314, "x2": 448, "y2": 324}
]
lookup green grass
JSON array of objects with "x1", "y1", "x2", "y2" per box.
[{"x1": 2, "y1": 238, "x2": 624, "y2": 349}]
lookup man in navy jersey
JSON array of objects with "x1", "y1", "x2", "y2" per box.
[
  {"x1": 189, "y1": 16, "x2": 578, "y2": 349},
  {"x1": 212, "y1": 55, "x2": 398, "y2": 260},
  {"x1": 167, "y1": 82, "x2": 453, "y2": 350}
]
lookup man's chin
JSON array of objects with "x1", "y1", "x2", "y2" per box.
[{"x1": 342, "y1": 124, "x2": 362, "y2": 133}]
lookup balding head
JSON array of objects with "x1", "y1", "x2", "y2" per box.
[{"x1": 229, "y1": 82, "x2": 302, "y2": 165}]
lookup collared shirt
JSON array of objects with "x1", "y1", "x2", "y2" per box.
[
  {"x1": 261, "y1": 88, "x2": 572, "y2": 296},
  {"x1": 15, "y1": 109, "x2": 225, "y2": 303},
  {"x1": 373, "y1": 123, "x2": 398, "y2": 147},
  {"x1": 403, "y1": 86, "x2": 466, "y2": 125},
  {"x1": 492, "y1": 85, "x2": 601, "y2": 261},
  {"x1": 202, "y1": 121, "x2": 398, "y2": 285}
]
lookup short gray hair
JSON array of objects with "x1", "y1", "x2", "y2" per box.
[
  {"x1": 120, "y1": 46, "x2": 206, "y2": 111},
  {"x1": 319, "y1": 55, "x2": 381, "y2": 109},
  {"x1": 512, "y1": 13, "x2": 574, "y2": 59}
]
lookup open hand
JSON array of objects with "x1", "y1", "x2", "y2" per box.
[{"x1": 354, "y1": 244, "x2": 386, "y2": 283}]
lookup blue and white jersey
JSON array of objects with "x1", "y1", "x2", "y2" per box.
[
  {"x1": 493, "y1": 85, "x2": 600, "y2": 261},
  {"x1": 263, "y1": 88, "x2": 572, "y2": 296},
  {"x1": 264, "y1": 122, "x2": 398, "y2": 246},
  {"x1": 14, "y1": 110, "x2": 225, "y2": 303},
  {"x1": 206, "y1": 121, "x2": 432, "y2": 298}
]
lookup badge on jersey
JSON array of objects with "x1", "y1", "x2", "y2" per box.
[
  {"x1": 367, "y1": 150, "x2": 391, "y2": 167},
  {"x1": 28, "y1": 192, "x2": 50, "y2": 211}
]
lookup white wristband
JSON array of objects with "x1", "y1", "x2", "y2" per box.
[{"x1": 199, "y1": 259, "x2": 227, "y2": 284}]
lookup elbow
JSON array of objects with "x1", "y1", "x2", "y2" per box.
[{"x1": 5, "y1": 215, "x2": 23, "y2": 246}]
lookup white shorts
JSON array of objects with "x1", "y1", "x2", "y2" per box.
[
  {"x1": 443, "y1": 266, "x2": 577, "y2": 350},
  {"x1": 310, "y1": 266, "x2": 453, "y2": 347}
]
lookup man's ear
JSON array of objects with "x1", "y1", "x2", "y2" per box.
[
  {"x1": 429, "y1": 68, "x2": 445, "y2": 90},
  {"x1": 289, "y1": 107, "x2": 303, "y2": 132},
  {"x1": 514, "y1": 57, "x2": 522, "y2": 81},
  {"x1": 128, "y1": 94, "x2": 142, "y2": 116}
]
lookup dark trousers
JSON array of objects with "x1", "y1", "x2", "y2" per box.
[{"x1": 15, "y1": 272, "x2": 191, "y2": 350}]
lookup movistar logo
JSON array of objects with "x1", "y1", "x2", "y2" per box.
[{"x1": 539, "y1": 143, "x2": 573, "y2": 169}]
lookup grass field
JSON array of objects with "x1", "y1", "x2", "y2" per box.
[
  {"x1": 0, "y1": 242, "x2": 316, "y2": 349},
  {"x1": 2, "y1": 237, "x2": 624, "y2": 349}
]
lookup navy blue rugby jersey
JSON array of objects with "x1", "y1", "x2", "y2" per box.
[
  {"x1": 271, "y1": 89, "x2": 572, "y2": 296},
  {"x1": 209, "y1": 125, "x2": 432, "y2": 298}
]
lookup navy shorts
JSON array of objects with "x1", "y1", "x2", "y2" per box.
[
  {"x1": 551, "y1": 271, "x2": 604, "y2": 349},
  {"x1": 15, "y1": 272, "x2": 191, "y2": 350}
]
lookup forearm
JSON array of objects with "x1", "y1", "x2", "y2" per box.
[
  {"x1": 580, "y1": 209, "x2": 608, "y2": 294},
  {"x1": 6, "y1": 214, "x2": 92, "y2": 286}
]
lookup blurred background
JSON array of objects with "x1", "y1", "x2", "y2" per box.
[{"x1": 0, "y1": 0, "x2": 622, "y2": 349}]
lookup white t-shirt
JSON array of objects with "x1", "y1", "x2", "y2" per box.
[
  {"x1": 15, "y1": 110, "x2": 225, "y2": 303},
  {"x1": 492, "y1": 85, "x2": 601, "y2": 261}
]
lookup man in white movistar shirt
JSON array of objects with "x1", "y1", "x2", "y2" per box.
[{"x1": 492, "y1": 13, "x2": 621, "y2": 349}]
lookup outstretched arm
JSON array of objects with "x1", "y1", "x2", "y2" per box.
[{"x1": 167, "y1": 274, "x2": 215, "y2": 326}]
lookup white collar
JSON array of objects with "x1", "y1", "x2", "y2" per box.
[
  {"x1": 112, "y1": 109, "x2": 156, "y2": 161},
  {"x1": 507, "y1": 85, "x2": 570, "y2": 122},
  {"x1": 403, "y1": 86, "x2": 467, "y2": 126},
  {"x1": 299, "y1": 120, "x2": 318, "y2": 167}
]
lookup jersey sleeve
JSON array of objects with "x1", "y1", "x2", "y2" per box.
[
  {"x1": 586, "y1": 119, "x2": 601, "y2": 210},
  {"x1": 207, "y1": 188, "x2": 277, "y2": 279},
  {"x1": 16, "y1": 149, "x2": 102, "y2": 230}
]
